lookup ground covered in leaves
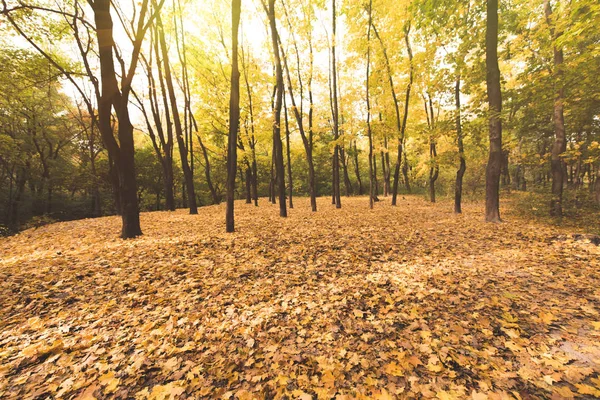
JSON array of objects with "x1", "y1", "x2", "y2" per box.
[{"x1": 1, "y1": 196, "x2": 600, "y2": 400}]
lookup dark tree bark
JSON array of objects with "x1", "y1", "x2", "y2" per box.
[
  {"x1": 240, "y1": 47, "x2": 259, "y2": 206},
  {"x1": 331, "y1": 0, "x2": 341, "y2": 209},
  {"x1": 376, "y1": 21, "x2": 413, "y2": 206},
  {"x1": 157, "y1": 12, "x2": 197, "y2": 215},
  {"x1": 340, "y1": 144, "x2": 352, "y2": 196},
  {"x1": 544, "y1": 0, "x2": 566, "y2": 216},
  {"x1": 267, "y1": 0, "x2": 287, "y2": 217},
  {"x1": 485, "y1": 0, "x2": 502, "y2": 222},
  {"x1": 245, "y1": 166, "x2": 252, "y2": 203},
  {"x1": 92, "y1": 0, "x2": 151, "y2": 238},
  {"x1": 226, "y1": 0, "x2": 241, "y2": 232},
  {"x1": 424, "y1": 94, "x2": 438, "y2": 203},
  {"x1": 366, "y1": 0, "x2": 375, "y2": 209},
  {"x1": 283, "y1": 89, "x2": 294, "y2": 208},
  {"x1": 454, "y1": 75, "x2": 466, "y2": 213},
  {"x1": 151, "y1": 26, "x2": 177, "y2": 211},
  {"x1": 277, "y1": 9, "x2": 317, "y2": 212},
  {"x1": 402, "y1": 150, "x2": 411, "y2": 193},
  {"x1": 352, "y1": 140, "x2": 363, "y2": 195}
]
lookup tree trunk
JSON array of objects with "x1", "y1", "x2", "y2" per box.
[
  {"x1": 340, "y1": 145, "x2": 352, "y2": 196},
  {"x1": 402, "y1": 150, "x2": 411, "y2": 193},
  {"x1": 245, "y1": 167, "x2": 252, "y2": 203},
  {"x1": 545, "y1": 0, "x2": 566, "y2": 216},
  {"x1": 267, "y1": 0, "x2": 287, "y2": 217},
  {"x1": 93, "y1": 0, "x2": 142, "y2": 238},
  {"x1": 352, "y1": 140, "x2": 363, "y2": 195},
  {"x1": 157, "y1": 13, "x2": 197, "y2": 215},
  {"x1": 485, "y1": 0, "x2": 502, "y2": 222},
  {"x1": 388, "y1": 22, "x2": 413, "y2": 206},
  {"x1": 283, "y1": 87, "x2": 294, "y2": 208},
  {"x1": 366, "y1": 0, "x2": 374, "y2": 209},
  {"x1": 454, "y1": 75, "x2": 466, "y2": 213},
  {"x1": 331, "y1": 0, "x2": 341, "y2": 209},
  {"x1": 225, "y1": 0, "x2": 241, "y2": 232}
]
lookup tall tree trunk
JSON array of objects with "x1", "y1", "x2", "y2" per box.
[
  {"x1": 93, "y1": 0, "x2": 143, "y2": 238},
  {"x1": 340, "y1": 145, "x2": 352, "y2": 196},
  {"x1": 331, "y1": 0, "x2": 341, "y2": 209},
  {"x1": 241, "y1": 48, "x2": 259, "y2": 206},
  {"x1": 278, "y1": 12, "x2": 316, "y2": 211},
  {"x1": 226, "y1": 0, "x2": 241, "y2": 232},
  {"x1": 352, "y1": 140, "x2": 363, "y2": 195},
  {"x1": 157, "y1": 13, "x2": 198, "y2": 215},
  {"x1": 267, "y1": 0, "x2": 287, "y2": 217},
  {"x1": 454, "y1": 75, "x2": 466, "y2": 213},
  {"x1": 424, "y1": 94, "x2": 438, "y2": 203},
  {"x1": 283, "y1": 87, "x2": 294, "y2": 208},
  {"x1": 245, "y1": 166, "x2": 252, "y2": 203},
  {"x1": 545, "y1": 0, "x2": 566, "y2": 216},
  {"x1": 485, "y1": 0, "x2": 502, "y2": 222},
  {"x1": 402, "y1": 150, "x2": 411, "y2": 193},
  {"x1": 366, "y1": 0, "x2": 374, "y2": 208},
  {"x1": 149, "y1": 26, "x2": 177, "y2": 211},
  {"x1": 388, "y1": 22, "x2": 413, "y2": 205}
]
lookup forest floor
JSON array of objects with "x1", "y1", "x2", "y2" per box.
[{"x1": 1, "y1": 195, "x2": 599, "y2": 400}]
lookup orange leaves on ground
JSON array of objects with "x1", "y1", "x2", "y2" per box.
[{"x1": 0, "y1": 196, "x2": 599, "y2": 398}]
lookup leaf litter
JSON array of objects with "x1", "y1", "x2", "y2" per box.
[{"x1": 0, "y1": 196, "x2": 599, "y2": 399}]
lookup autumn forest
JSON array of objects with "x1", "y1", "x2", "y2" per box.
[{"x1": 1, "y1": 0, "x2": 600, "y2": 398}]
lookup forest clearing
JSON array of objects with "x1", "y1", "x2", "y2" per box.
[{"x1": 1, "y1": 196, "x2": 599, "y2": 399}]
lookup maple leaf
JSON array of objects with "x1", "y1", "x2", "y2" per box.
[
  {"x1": 383, "y1": 362, "x2": 404, "y2": 377},
  {"x1": 148, "y1": 381, "x2": 186, "y2": 400}
]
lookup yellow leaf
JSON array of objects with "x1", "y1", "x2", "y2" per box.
[
  {"x1": 383, "y1": 362, "x2": 404, "y2": 377},
  {"x1": 321, "y1": 370, "x2": 335, "y2": 389},
  {"x1": 75, "y1": 384, "x2": 99, "y2": 400},
  {"x1": 353, "y1": 309, "x2": 364, "y2": 318},
  {"x1": 591, "y1": 321, "x2": 600, "y2": 330},
  {"x1": 538, "y1": 311, "x2": 555, "y2": 325},
  {"x1": 471, "y1": 391, "x2": 488, "y2": 400},
  {"x1": 575, "y1": 384, "x2": 600, "y2": 397},
  {"x1": 149, "y1": 381, "x2": 186, "y2": 400},
  {"x1": 553, "y1": 386, "x2": 576, "y2": 398}
]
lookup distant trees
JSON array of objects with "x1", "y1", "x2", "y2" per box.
[{"x1": 1, "y1": 0, "x2": 599, "y2": 235}]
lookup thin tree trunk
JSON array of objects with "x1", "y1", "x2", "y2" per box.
[
  {"x1": 366, "y1": 0, "x2": 374, "y2": 209},
  {"x1": 485, "y1": 0, "x2": 503, "y2": 222},
  {"x1": 267, "y1": 0, "x2": 287, "y2": 217},
  {"x1": 352, "y1": 140, "x2": 363, "y2": 195},
  {"x1": 226, "y1": 0, "x2": 241, "y2": 232},
  {"x1": 331, "y1": 0, "x2": 341, "y2": 209},
  {"x1": 454, "y1": 75, "x2": 466, "y2": 213},
  {"x1": 402, "y1": 149, "x2": 411, "y2": 193},
  {"x1": 388, "y1": 22, "x2": 413, "y2": 205},
  {"x1": 283, "y1": 89, "x2": 294, "y2": 208},
  {"x1": 545, "y1": 0, "x2": 566, "y2": 216},
  {"x1": 157, "y1": 13, "x2": 197, "y2": 215}
]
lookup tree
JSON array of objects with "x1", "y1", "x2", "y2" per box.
[
  {"x1": 485, "y1": 0, "x2": 502, "y2": 222},
  {"x1": 544, "y1": 0, "x2": 566, "y2": 216},
  {"x1": 226, "y1": 0, "x2": 241, "y2": 232},
  {"x1": 330, "y1": 0, "x2": 341, "y2": 209},
  {"x1": 156, "y1": 10, "x2": 198, "y2": 215},
  {"x1": 267, "y1": 0, "x2": 287, "y2": 217},
  {"x1": 366, "y1": 0, "x2": 375, "y2": 209}
]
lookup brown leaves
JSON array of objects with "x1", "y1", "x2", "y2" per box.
[{"x1": 1, "y1": 196, "x2": 599, "y2": 398}]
